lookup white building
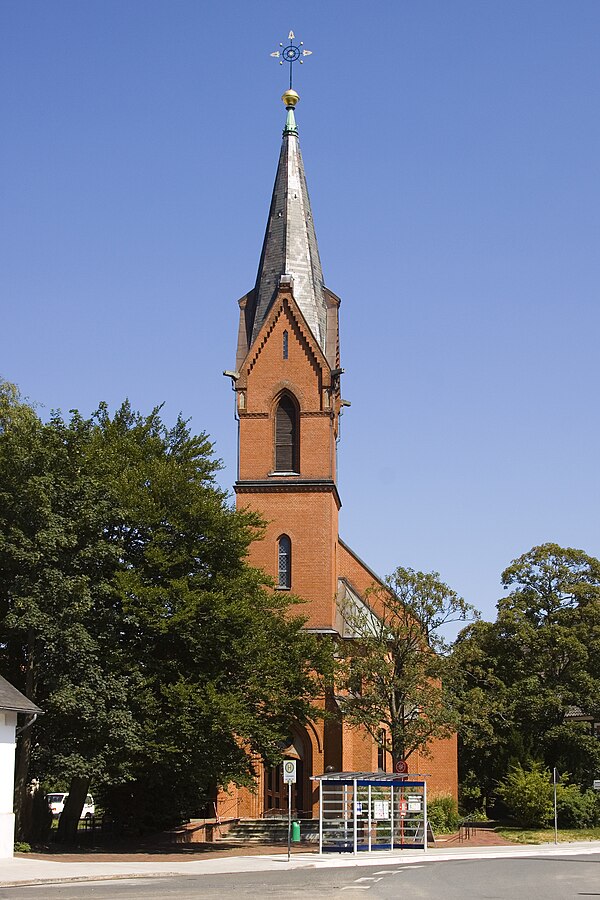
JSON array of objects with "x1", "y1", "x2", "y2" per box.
[{"x1": 0, "y1": 675, "x2": 42, "y2": 857}]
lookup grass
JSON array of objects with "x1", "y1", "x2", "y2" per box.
[{"x1": 498, "y1": 826, "x2": 600, "y2": 844}]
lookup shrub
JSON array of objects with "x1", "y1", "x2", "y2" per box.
[
  {"x1": 498, "y1": 762, "x2": 600, "y2": 829},
  {"x1": 14, "y1": 842, "x2": 31, "y2": 853},
  {"x1": 428, "y1": 794, "x2": 459, "y2": 833},
  {"x1": 496, "y1": 762, "x2": 553, "y2": 828},
  {"x1": 556, "y1": 785, "x2": 600, "y2": 828}
]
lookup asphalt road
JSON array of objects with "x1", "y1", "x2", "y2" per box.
[{"x1": 2, "y1": 854, "x2": 600, "y2": 900}]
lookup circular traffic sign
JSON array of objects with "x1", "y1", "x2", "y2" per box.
[{"x1": 395, "y1": 759, "x2": 409, "y2": 774}]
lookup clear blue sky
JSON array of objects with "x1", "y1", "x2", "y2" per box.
[{"x1": 2, "y1": 1, "x2": 599, "y2": 627}]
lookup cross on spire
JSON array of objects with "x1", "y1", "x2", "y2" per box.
[{"x1": 270, "y1": 30, "x2": 313, "y2": 90}]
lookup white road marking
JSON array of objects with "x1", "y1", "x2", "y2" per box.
[
  {"x1": 374, "y1": 869, "x2": 397, "y2": 875},
  {"x1": 341, "y1": 887, "x2": 371, "y2": 892}
]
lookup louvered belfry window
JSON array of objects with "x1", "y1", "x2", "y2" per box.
[
  {"x1": 278, "y1": 535, "x2": 291, "y2": 589},
  {"x1": 275, "y1": 395, "x2": 298, "y2": 472}
]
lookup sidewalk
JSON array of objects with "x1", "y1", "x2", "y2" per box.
[{"x1": 2, "y1": 837, "x2": 600, "y2": 887}]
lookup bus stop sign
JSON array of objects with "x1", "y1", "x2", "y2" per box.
[{"x1": 283, "y1": 760, "x2": 297, "y2": 784}]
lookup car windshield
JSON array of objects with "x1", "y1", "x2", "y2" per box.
[
  {"x1": 85, "y1": 795, "x2": 93, "y2": 804},
  {"x1": 47, "y1": 795, "x2": 63, "y2": 802}
]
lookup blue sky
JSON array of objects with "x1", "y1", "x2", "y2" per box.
[{"x1": 2, "y1": 1, "x2": 599, "y2": 627}]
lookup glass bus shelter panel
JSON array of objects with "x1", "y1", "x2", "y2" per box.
[
  {"x1": 321, "y1": 783, "x2": 356, "y2": 852},
  {"x1": 362, "y1": 785, "x2": 392, "y2": 850},
  {"x1": 392, "y1": 785, "x2": 426, "y2": 849}
]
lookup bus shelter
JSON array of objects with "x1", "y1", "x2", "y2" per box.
[{"x1": 311, "y1": 772, "x2": 428, "y2": 854}]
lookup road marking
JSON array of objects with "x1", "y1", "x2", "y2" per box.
[
  {"x1": 355, "y1": 876, "x2": 383, "y2": 882},
  {"x1": 341, "y1": 887, "x2": 371, "y2": 892},
  {"x1": 374, "y1": 870, "x2": 397, "y2": 875}
]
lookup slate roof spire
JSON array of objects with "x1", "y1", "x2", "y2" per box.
[{"x1": 246, "y1": 90, "x2": 328, "y2": 352}]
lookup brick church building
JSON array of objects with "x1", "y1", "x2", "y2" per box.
[{"x1": 221, "y1": 89, "x2": 457, "y2": 819}]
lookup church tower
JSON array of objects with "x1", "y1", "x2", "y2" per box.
[
  {"x1": 231, "y1": 88, "x2": 343, "y2": 633},
  {"x1": 225, "y1": 85, "x2": 458, "y2": 819}
]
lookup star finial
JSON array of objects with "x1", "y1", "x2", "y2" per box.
[{"x1": 270, "y1": 30, "x2": 313, "y2": 90}]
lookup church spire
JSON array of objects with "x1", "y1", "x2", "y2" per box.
[{"x1": 245, "y1": 90, "x2": 328, "y2": 352}]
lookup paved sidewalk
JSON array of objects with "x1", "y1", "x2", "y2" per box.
[{"x1": 1, "y1": 840, "x2": 600, "y2": 887}]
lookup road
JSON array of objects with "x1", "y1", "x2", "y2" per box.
[{"x1": 2, "y1": 854, "x2": 600, "y2": 899}]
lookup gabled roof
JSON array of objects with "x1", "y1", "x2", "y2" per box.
[
  {"x1": 244, "y1": 94, "x2": 328, "y2": 355},
  {"x1": 240, "y1": 281, "x2": 331, "y2": 386},
  {"x1": 0, "y1": 675, "x2": 42, "y2": 714},
  {"x1": 336, "y1": 577, "x2": 382, "y2": 639}
]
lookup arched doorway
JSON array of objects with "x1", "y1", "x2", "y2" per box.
[{"x1": 263, "y1": 725, "x2": 313, "y2": 818}]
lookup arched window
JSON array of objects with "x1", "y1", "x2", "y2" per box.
[
  {"x1": 283, "y1": 330, "x2": 289, "y2": 359},
  {"x1": 275, "y1": 395, "x2": 298, "y2": 472},
  {"x1": 278, "y1": 535, "x2": 291, "y2": 589},
  {"x1": 378, "y1": 729, "x2": 387, "y2": 772}
]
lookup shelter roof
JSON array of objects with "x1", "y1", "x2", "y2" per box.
[{"x1": 311, "y1": 771, "x2": 427, "y2": 783}]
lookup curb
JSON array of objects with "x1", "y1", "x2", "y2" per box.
[
  {"x1": 2, "y1": 841, "x2": 600, "y2": 887},
  {"x1": 0, "y1": 872, "x2": 181, "y2": 888}
]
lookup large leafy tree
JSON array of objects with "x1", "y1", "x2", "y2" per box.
[
  {"x1": 453, "y1": 543, "x2": 600, "y2": 809},
  {"x1": 0, "y1": 382, "x2": 329, "y2": 836},
  {"x1": 0, "y1": 383, "x2": 137, "y2": 838},
  {"x1": 338, "y1": 567, "x2": 477, "y2": 768}
]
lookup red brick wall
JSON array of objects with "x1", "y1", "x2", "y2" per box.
[
  {"x1": 238, "y1": 298, "x2": 337, "y2": 482},
  {"x1": 236, "y1": 290, "x2": 340, "y2": 629}
]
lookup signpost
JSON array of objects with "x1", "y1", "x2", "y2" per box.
[
  {"x1": 283, "y1": 759, "x2": 297, "y2": 861},
  {"x1": 553, "y1": 767, "x2": 558, "y2": 845}
]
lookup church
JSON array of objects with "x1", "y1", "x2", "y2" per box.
[{"x1": 221, "y1": 85, "x2": 458, "y2": 820}]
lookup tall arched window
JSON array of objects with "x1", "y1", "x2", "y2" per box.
[
  {"x1": 278, "y1": 535, "x2": 291, "y2": 589},
  {"x1": 275, "y1": 395, "x2": 299, "y2": 472},
  {"x1": 283, "y1": 330, "x2": 289, "y2": 359}
]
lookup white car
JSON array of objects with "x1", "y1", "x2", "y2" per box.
[{"x1": 47, "y1": 792, "x2": 95, "y2": 818}]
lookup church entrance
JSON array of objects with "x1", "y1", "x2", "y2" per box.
[
  {"x1": 263, "y1": 726, "x2": 313, "y2": 818},
  {"x1": 264, "y1": 758, "x2": 304, "y2": 814}
]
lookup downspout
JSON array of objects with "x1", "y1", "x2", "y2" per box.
[
  {"x1": 16, "y1": 713, "x2": 40, "y2": 737},
  {"x1": 223, "y1": 370, "x2": 240, "y2": 481}
]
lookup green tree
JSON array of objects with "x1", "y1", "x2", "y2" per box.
[
  {"x1": 338, "y1": 567, "x2": 477, "y2": 768},
  {"x1": 0, "y1": 382, "x2": 330, "y2": 836},
  {"x1": 0, "y1": 383, "x2": 138, "y2": 839},
  {"x1": 452, "y1": 543, "x2": 600, "y2": 809}
]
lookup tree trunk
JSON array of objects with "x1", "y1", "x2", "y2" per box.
[
  {"x1": 13, "y1": 730, "x2": 32, "y2": 840},
  {"x1": 13, "y1": 629, "x2": 37, "y2": 840},
  {"x1": 56, "y1": 776, "x2": 90, "y2": 844}
]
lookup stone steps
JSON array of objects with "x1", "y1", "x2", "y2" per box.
[{"x1": 223, "y1": 818, "x2": 319, "y2": 844}]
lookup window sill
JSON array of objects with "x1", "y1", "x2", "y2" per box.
[
  {"x1": 275, "y1": 586, "x2": 291, "y2": 591},
  {"x1": 269, "y1": 471, "x2": 300, "y2": 477}
]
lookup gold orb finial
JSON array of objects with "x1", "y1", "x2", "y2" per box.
[{"x1": 282, "y1": 89, "x2": 300, "y2": 108}]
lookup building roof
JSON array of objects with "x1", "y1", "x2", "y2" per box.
[
  {"x1": 0, "y1": 675, "x2": 43, "y2": 714},
  {"x1": 564, "y1": 705, "x2": 595, "y2": 722},
  {"x1": 245, "y1": 93, "x2": 328, "y2": 354}
]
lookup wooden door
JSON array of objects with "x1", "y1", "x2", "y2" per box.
[{"x1": 264, "y1": 761, "x2": 305, "y2": 815}]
